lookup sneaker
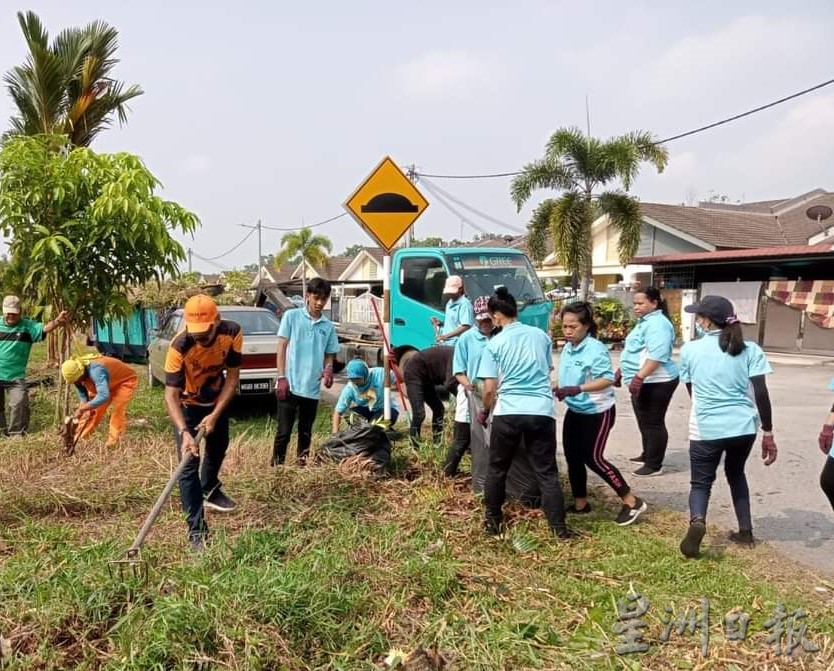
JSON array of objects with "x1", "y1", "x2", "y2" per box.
[
  {"x1": 680, "y1": 518, "x2": 706, "y2": 558},
  {"x1": 629, "y1": 454, "x2": 647, "y2": 462},
  {"x1": 632, "y1": 465, "x2": 663, "y2": 477},
  {"x1": 484, "y1": 516, "x2": 504, "y2": 536},
  {"x1": 728, "y1": 529, "x2": 755, "y2": 547},
  {"x1": 204, "y1": 488, "x2": 237, "y2": 513},
  {"x1": 566, "y1": 503, "x2": 592, "y2": 514},
  {"x1": 615, "y1": 498, "x2": 647, "y2": 526}
]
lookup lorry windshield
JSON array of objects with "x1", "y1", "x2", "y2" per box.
[{"x1": 444, "y1": 252, "x2": 546, "y2": 308}]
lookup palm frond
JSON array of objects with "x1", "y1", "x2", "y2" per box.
[
  {"x1": 550, "y1": 191, "x2": 593, "y2": 276},
  {"x1": 598, "y1": 191, "x2": 643, "y2": 264},
  {"x1": 526, "y1": 199, "x2": 556, "y2": 266},
  {"x1": 510, "y1": 158, "x2": 575, "y2": 210}
]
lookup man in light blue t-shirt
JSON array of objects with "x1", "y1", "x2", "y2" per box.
[
  {"x1": 272, "y1": 278, "x2": 339, "y2": 466},
  {"x1": 431, "y1": 275, "x2": 474, "y2": 347}
]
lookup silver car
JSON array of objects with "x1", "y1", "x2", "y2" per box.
[{"x1": 147, "y1": 306, "x2": 281, "y2": 396}]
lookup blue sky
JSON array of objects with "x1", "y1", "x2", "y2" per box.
[{"x1": 1, "y1": 1, "x2": 832, "y2": 272}]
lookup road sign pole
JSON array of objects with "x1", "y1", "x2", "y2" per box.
[{"x1": 382, "y1": 253, "x2": 391, "y2": 422}]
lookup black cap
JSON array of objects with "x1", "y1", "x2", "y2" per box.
[{"x1": 684, "y1": 295, "x2": 738, "y2": 326}]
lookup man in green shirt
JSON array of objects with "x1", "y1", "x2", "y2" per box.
[{"x1": 0, "y1": 295, "x2": 68, "y2": 435}]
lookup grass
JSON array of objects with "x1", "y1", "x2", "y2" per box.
[{"x1": 2, "y1": 345, "x2": 834, "y2": 669}]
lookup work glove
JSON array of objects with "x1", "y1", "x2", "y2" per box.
[
  {"x1": 554, "y1": 386, "x2": 582, "y2": 402},
  {"x1": 613, "y1": 368, "x2": 623, "y2": 388},
  {"x1": 275, "y1": 377, "x2": 290, "y2": 401},
  {"x1": 322, "y1": 365, "x2": 334, "y2": 389},
  {"x1": 463, "y1": 383, "x2": 475, "y2": 393},
  {"x1": 628, "y1": 375, "x2": 644, "y2": 398},
  {"x1": 476, "y1": 409, "x2": 490, "y2": 428},
  {"x1": 761, "y1": 433, "x2": 778, "y2": 466},
  {"x1": 819, "y1": 424, "x2": 834, "y2": 455}
]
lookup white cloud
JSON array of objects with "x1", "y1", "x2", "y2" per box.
[
  {"x1": 642, "y1": 15, "x2": 825, "y2": 102},
  {"x1": 397, "y1": 49, "x2": 498, "y2": 100},
  {"x1": 179, "y1": 154, "x2": 213, "y2": 176}
]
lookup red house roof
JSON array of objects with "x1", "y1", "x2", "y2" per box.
[{"x1": 633, "y1": 243, "x2": 834, "y2": 265}]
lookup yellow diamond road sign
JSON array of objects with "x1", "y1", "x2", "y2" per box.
[{"x1": 344, "y1": 156, "x2": 429, "y2": 252}]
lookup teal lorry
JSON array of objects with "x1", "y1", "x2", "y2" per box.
[{"x1": 388, "y1": 246, "x2": 552, "y2": 364}]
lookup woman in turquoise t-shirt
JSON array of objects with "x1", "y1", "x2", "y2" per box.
[
  {"x1": 678, "y1": 295, "x2": 778, "y2": 559},
  {"x1": 619, "y1": 286, "x2": 679, "y2": 476},
  {"x1": 818, "y1": 378, "x2": 834, "y2": 511},
  {"x1": 554, "y1": 302, "x2": 647, "y2": 526}
]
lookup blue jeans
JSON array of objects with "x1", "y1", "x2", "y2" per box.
[
  {"x1": 688, "y1": 434, "x2": 755, "y2": 530},
  {"x1": 174, "y1": 404, "x2": 230, "y2": 539}
]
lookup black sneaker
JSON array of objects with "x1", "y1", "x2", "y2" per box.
[
  {"x1": 632, "y1": 465, "x2": 663, "y2": 477},
  {"x1": 629, "y1": 454, "x2": 647, "y2": 462},
  {"x1": 204, "y1": 488, "x2": 237, "y2": 513},
  {"x1": 553, "y1": 526, "x2": 573, "y2": 539},
  {"x1": 566, "y1": 503, "x2": 592, "y2": 514},
  {"x1": 680, "y1": 518, "x2": 706, "y2": 558},
  {"x1": 615, "y1": 498, "x2": 647, "y2": 526},
  {"x1": 728, "y1": 529, "x2": 755, "y2": 547},
  {"x1": 484, "y1": 516, "x2": 504, "y2": 536}
]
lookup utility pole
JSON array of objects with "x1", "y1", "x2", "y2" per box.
[
  {"x1": 187, "y1": 247, "x2": 192, "y2": 273},
  {"x1": 239, "y1": 220, "x2": 264, "y2": 288},
  {"x1": 405, "y1": 164, "x2": 418, "y2": 247}
]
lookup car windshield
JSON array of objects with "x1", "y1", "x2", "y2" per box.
[
  {"x1": 221, "y1": 310, "x2": 280, "y2": 335},
  {"x1": 444, "y1": 252, "x2": 546, "y2": 308}
]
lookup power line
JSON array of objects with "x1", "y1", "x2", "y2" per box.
[
  {"x1": 261, "y1": 212, "x2": 348, "y2": 231},
  {"x1": 194, "y1": 226, "x2": 256, "y2": 261},
  {"x1": 191, "y1": 252, "x2": 229, "y2": 272},
  {"x1": 420, "y1": 179, "x2": 494, "y2": 236},
  {"x1": 416, "y1": 77, "x2": 834, "y2": 180},
  {"x1": 419, "y1": 177, "x2": 525, "y2": 234}
]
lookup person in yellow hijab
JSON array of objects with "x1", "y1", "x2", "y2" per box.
[{"x1": 61, "y1": 355, "x2": 139, "y2": 447}]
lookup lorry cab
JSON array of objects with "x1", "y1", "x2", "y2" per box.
[{"x1": 389, "y1": 247, "x2": 552, "y2": 359}]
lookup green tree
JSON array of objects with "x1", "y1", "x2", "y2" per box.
[
  {"x1": 412, "y1": 236, "x2": 443, "y2": 247},
  {"x1": 342, "y1": 244, "x2": 366, "y2": 258},
  {"x1": 3, "y1": 11, "x2": 143, "y2": 147},
  {"x1": 511, "y1": 127, "x2": 668, "y2": 299},
  {"x1": 275, "y1": 227, "x2": 332, "y2": 296},
  {"x1": 0, "y1": 134, "x2": 198, "y2": 416}
]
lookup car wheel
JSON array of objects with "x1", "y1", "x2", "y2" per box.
[{"x1": 148, "y1": 358, "x2": 161, "y2": 388}]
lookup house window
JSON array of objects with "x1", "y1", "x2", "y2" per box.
[
  {"x1": 369, "y1": 261, "x2": 377, "y2": 279},
  {"x1": 400, "y1": 256, "x2": 446, "y2": 310}
]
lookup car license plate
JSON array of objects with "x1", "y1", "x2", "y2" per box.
[{"x1": 239, "y1": 380, "x2": 271, "y2": 393}]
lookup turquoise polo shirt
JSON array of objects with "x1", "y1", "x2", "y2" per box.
[
  {"x1": 277, "y1": 307, "x2": 339, "y2": 400},
  {"x1": 335, "y1": 367, "x2": 398, "y2": 414},
  {"x1": 453, "y1": 326, "x2": 489, "y2": 381},
  {"x1": 620, "y1": 309, "x2": 678, "y2": 384},
  {"x1": 679, "y1": 331, "x2": 771, "y2": 441},
  {"x1": 558, "y1": 335, "x2": 616, "y2": 415},
  {"x1": 440, "y1": 296, "x2": 474, "y2": 346},
  {"x1": 477, "y1": 321, "x2": 555, "y2": 418}
]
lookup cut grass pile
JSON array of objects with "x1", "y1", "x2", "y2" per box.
[{"x1": 1, "y1": 355, "x2": 833, "y2": 669}]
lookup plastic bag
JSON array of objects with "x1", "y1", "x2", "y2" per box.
[
  {"x1": 467, "y1": 390, "x2": 542, "y2": 508},
  {"x1": 318, "y1": 423, "x2": 392, "y2": 471}
]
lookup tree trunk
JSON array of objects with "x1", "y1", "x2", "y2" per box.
[
  {"x1": 579, "y1": 189, "x2": 595, "y2": 301},
  {"x1": 301, "y1": 261, "x2": 307, "y2": 297},
  {"x1": 46, "y1": 330, "x2": 59, "y2": 367}
]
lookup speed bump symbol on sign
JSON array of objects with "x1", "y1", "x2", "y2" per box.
[{"x1": 344, "y1": 156, "x2": 429, "y2": 251}]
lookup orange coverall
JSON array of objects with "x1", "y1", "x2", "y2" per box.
[{"x1": 74, "y1": 356, "x2": 139, "y2": 446}]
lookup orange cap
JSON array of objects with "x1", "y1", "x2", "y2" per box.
[{"x1": 183, "y1": 294, "x2": 219, "y2": 333}]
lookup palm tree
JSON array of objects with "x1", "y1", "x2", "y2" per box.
[
  {"x1": 276, "y1": 228, "x2": 333, "y2": 296},
  {"x1": 3, "y1": 11, "x2": 143, "y2": 147},
  {"x1": 511, "y1": 127, "x2": 668, "y2": 299}
]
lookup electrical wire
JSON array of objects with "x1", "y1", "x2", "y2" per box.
[
  {"x1": 419, "y1": 177, "x2": 526, "y2": 234},
  {"x1": 261, "y1": 212, "x2": 348, "y2": 231},
  {"x1": 419, "y1": 179, "x2": 494, "y2": 236},
  {"x1": 191, "y1": 253, "x2": 229, "y2": 272},
  {"x1": 193, "y1": 226, "x2": 256, "y2": 261},
  {"x1": 416, "y1": 77, "x2": 834, "y2": 179}
]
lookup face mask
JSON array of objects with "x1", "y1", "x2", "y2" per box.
[{"x1": 694, "y1": 322, "x2": 707, "y2": 338}]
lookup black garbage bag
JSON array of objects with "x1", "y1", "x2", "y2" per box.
[
  {"x1": 467, "y1": 390, "x2": 542, "y2": 508},
  {"x1": 318, "y1": 423, "x2": 392, "y2": 471}
]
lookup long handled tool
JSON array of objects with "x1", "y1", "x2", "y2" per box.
[{"x1": 109, "y1": 428, "x2": 205, "y2": 582}]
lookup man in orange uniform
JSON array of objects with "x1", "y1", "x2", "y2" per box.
[{"x1": 61, "y1": 355, "x2": 139, "y2": 447}]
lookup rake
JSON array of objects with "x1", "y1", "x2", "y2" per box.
[{"x1": 109, "y1": 428, "x2": 205, "y2": 583}]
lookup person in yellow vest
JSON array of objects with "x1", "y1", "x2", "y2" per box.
[{"x1": 61, "y1": 355, "x2": 139, "y2": 447}]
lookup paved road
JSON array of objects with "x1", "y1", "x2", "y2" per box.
[
  {"x1": 598, "y1": 354, "x2": 834, "y2": 577},
  {"x1": 329, "y1": 354, "x2": 834, "y2": 576}
]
